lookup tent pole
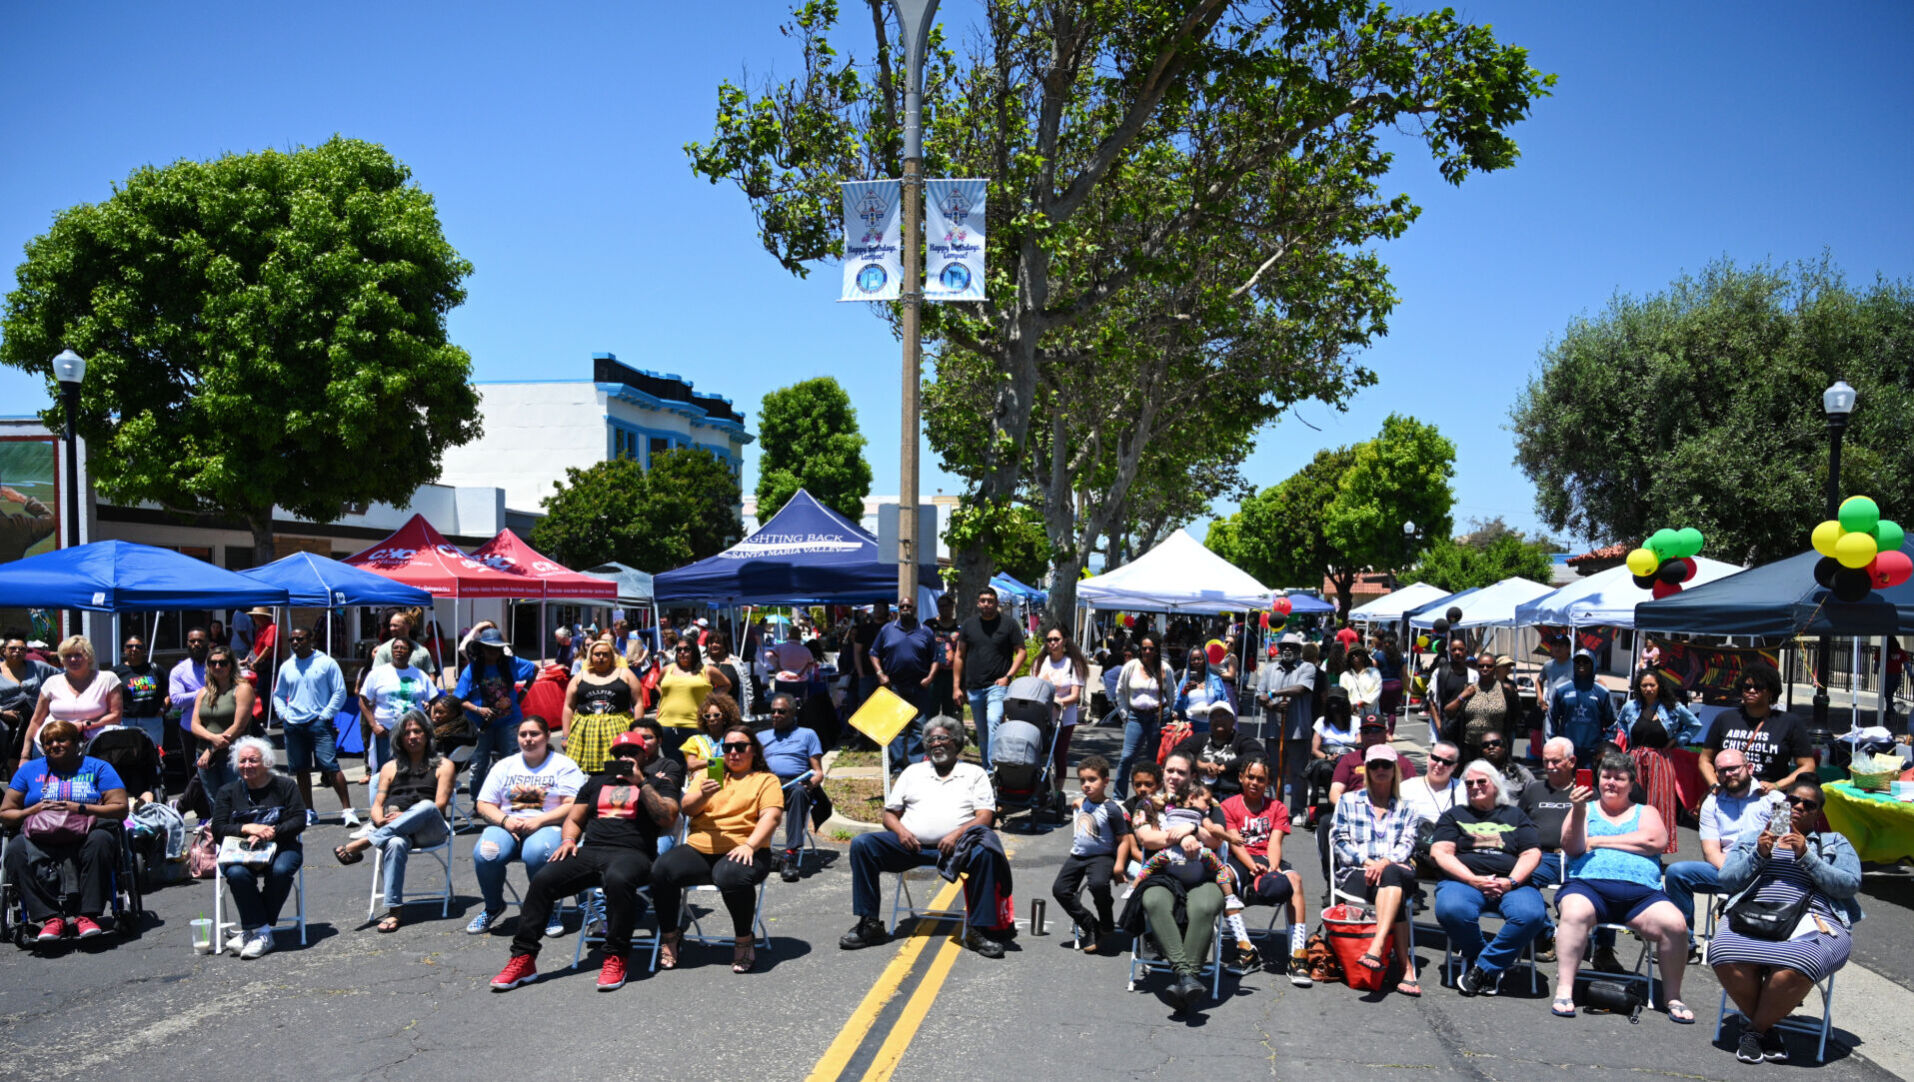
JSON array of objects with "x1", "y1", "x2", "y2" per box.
[
  {"x1": 1878, "y1": 635, "x2": 1888, "y2": 730},
  {"x1": 1852, "y1": 637, "x2": 1861, "y2": 732}
]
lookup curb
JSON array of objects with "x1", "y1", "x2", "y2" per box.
[{"x1": 818, "y1": 747, "x2": 885, "y2": 836}]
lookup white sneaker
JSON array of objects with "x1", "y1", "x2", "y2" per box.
[
  {"x1": 241, "y1": 929, "x2": 275, "y2": 959},
  {"x1": 305, "y1": 809, "x2": 319, "y2": 827},
  {"x1": 341, "y1": 808, "x2": 362, "y2": 828},
  {"x1": 1224, "y1": 895, "x2": 1246, "y2": 915},
  {"x1": 545, "y1": 915, "x2": 566, "y2": 938},
  {"x1": 224, "y1": 931, "x2": 248, "y2": 955}
]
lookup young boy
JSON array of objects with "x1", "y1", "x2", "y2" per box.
[
  {"x1": 1051, "y1": 755, "x2": 1130, "y2": 951},
  {"x1": 1115, "y1": 762, "x2": 1163, "y2": 881}
]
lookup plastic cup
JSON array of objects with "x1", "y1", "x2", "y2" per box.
[{"x1": 190, "y1": 918, "x2": 214, "y2": 953}]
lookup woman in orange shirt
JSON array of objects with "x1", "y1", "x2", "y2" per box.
[{"x1": 651, "y1": 724, "x2": 782, "y2": 973}]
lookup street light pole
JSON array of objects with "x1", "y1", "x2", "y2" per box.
[
  {"x1": 52, "y1": 349, "x2": 87, "y2": 637},
  {"x1": 895, "y1": 0, "x2": 938, "y2": 603},
  {"x1": 1815, "y1": 380, "x2": 1856, "y2": 731}
]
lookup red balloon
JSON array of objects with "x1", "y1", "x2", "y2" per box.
[
  {"x1": 1650, "y1": 580, "x2": 1680, "y2": 600},
  {"x1": 1259, "y1": 612, "x2": 1270, "y2": 629},
  {"x1": 1679, "y1": 557, "x2": 1698, "y2": 582},
  {"x1": 1870, "y1": 550, "x2": 1913, "y2": 588},
  {"x1": 1272, "y1": 596, "x2": 1293, "y2": 616}
]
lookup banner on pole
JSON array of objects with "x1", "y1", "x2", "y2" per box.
[
  {"x1": 924, "y1": 178, "x2": 986, "y2": 302},
  {"x1": 840, "y1": 179, "x2": 903, "y2": 302}
]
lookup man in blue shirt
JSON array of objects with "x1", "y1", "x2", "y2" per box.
[
  {"x1": 759, "y1": 694, "x2": 825, "y2": 881},
  {"x1": 870, "y1": 597, "x2": 940, "y2": 774},
  {"x1": 1547, "y1": 650, "x2": 1616, "y2": 766},
  {"x1": 273, "y1": 627, "x2": 356, "y2": 827},
  {"x1": 1661, "y1": 747, "x2": 1773, "y2": 936}
]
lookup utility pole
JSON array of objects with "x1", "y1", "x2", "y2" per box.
[{"x1": 895, "y1": 0, "x2": 938, "y2": 603}]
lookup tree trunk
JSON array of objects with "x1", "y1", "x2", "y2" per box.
[{"x1": 248, "y1": 514, "x2": 276, "y2": 570}]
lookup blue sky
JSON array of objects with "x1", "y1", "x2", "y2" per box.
[{"x1": 4, "y1": 2, "x2": 1910, "y2": 554}]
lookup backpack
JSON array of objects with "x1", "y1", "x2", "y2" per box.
[{"x1": 131, "y1": 800, "x2": 189, "y2": 862}]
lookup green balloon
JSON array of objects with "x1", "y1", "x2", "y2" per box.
[
  {"x1": 1839, "y1": 495, "x2": 1881, "y2": 534},
  {"x1": 1648, "y1": 528, "x2": 1679, "y2": 558},
  {"x1": 1875, "y1": 519, "x2": 1906, "y2": 553},
  {"x1": 1675, "y1": 526, "x2": 1704, "y2": 558}
]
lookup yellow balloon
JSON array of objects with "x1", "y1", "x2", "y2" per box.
[
  {"x1": 1834, "y1": 529, "x2": 1878, "y2": 569},
  {"x1": 1811, "y1": 519, "x2": 1844, "y2": 558},
  {"x1": 1625, "y1": 547, "x2": 1659, "y2": 577}
]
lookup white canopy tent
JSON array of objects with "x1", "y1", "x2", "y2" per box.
[
  {"x1": 1079, "y1": 530, "x2": 1273, "y2": 614},
  {"x1": 1348, "y1": 582, "x2": 1451, "y2": 623},
  {"x1": 1512, "y1": 557, "x2": 1744, "y2": 629},
  {"x1": 1408, "y1": 577, "x2": 1556, "y2": 629}
]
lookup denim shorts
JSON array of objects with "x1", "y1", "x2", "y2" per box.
[
  {"x1": 284, "y1": 718, "x2": 341, "y2": 774},
  {"x1": 1557, "y1": 878, "x2": 1669, "y2": 926}
]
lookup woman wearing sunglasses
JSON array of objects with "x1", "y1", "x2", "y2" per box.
[
  {"x1": 1710, "y1": 778, "x2": 1863, "y2": 1064},
  {"x1": 679, "y1": 692, "x2": 743, "y2": 776},
  {"x1": 650, "y1": 725, "x2": 782, "y2": 973},
  {"x1": 655, "y1": 638, "x2": 732, "y2": 752},
  {"x1": 189, "y1": 645, "x2": 254, "y2": 796}
]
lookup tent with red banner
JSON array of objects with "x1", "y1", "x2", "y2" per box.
[
  {"x1": 470, "y1": 529, "x2": 617, "y2": 600},
  {"x1": 342, "y1": 514, "x2": 534, "y2": 598}
]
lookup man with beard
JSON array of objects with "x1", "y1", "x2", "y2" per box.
[
  {"x1": 1173, "y1": 700, "x2": 1264, "y2": 799},
  {"x1": 1257, "y1": 633, "x2": 1317, "y2": 816},
  {"x1": 838, "y1": 716, "x2": 1013, "y2": 958},
  {"x1": 1661, "y1": 747, "x2": 1772, "y2": 936},
  {"x1": 1478, "y1": 729, "x2": 1534, "y2": 788}
]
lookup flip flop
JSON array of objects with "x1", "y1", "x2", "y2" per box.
[
  {"x1": 1552, "y1": 997, "x2": 1576, "y2": 1018},
  {"x1": 377, "y1": 915, "x2": 402, "y2": 934},
  {"x1": 1666, "y1": 999, "x2": 1695, "y2": 1024},
  {"x1": 1396, "y1": 977, "x2": 1421, "y2": 997},
  {"x1": 1356, "y1": 951, "x2": 1385, "y2": 972},
  {"x1": 334, "y1": 845, "x2": 363, "y2": 866}
]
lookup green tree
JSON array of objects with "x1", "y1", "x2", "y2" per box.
[
  {"x1": 755, "y1": 376, "x2": 872, "y2": 522},
  {"x1": 0, "y1": 137, "x2": 480, "y2": 558},
  {"x1": 531, "y1": 448, "x2": 742, "y2": 571},
  {"x1": 1512, "y1": 256, "x2": 1914, "y2": 565},
  {"x1": 690, "y1": 0, "x2": 1553, "y2": 617},
  {"x1": 1407, "y1": 518, "x2": 1557, "y2": 592}
]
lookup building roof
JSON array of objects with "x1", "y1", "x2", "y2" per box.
[{"x1": 593, "y1": 354, "x2": 744, "y2": 425}]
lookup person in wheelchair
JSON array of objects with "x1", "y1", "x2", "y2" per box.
[{"x1": 2, "y1": 719, "x2": 131, "y2": 944}]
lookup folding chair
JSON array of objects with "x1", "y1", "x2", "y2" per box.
[
  {"x1": 680, "y1": 875, "x2": 771, "y2": 949},
  {"x1": 365, "y1": 814, "x2": 457, "y2": 920},
  {"x1": 889, "y1": 867, "x2": 971, "y2": 937},
  {"x1": 1126, "y1": 901, "x2": 1226, "y2": 1001},
  {"x1": 1325, "y1": 844, "x2": 1432, "y2": 963},
  {"x1": 570, "y1": 883, "x2": 666, "y2": 972},
  {"x1": 1549, "y1": 878, "x2": 1658, "y2": 1008},
  {"x1": 781, "y1": 772, "x2": 821, "y2": 872},
  {"x1": 212, "y1": 863, "x2": 307, "y2": 948},
  {"x1": 1438, "y1": 903, "x2": 1542, "y2": 994},
  {"x1": 1714, "y1": 972, "x2": 1838, "y2": 1063}
]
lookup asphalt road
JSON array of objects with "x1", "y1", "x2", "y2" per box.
[{"x1": 3, "y1": 721, "x2": 1910, "y2": 1082}]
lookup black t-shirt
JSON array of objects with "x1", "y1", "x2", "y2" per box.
[
  {"x1": 958, "y1": 615, "x2": 1024, "y2": 690},
  {"x1": 1171, "y1": 730, "x2": 1264, "y2": 797},
  {"x1": 1519, "y1": 778, "x2": 1575, "y2": 851},
  {"x1": 854, "y1": 619, "x2": 880, "y2": 672},
  {"x1": 113, "y1": 663, "x2": 165, "y2": 718},
  {"x1": 1432, "y1": 803, "x2": 1539, "y2": 878},
  {"x1": 1433, "y1": 665, "x2": 1472, "y2": 719},
  {"x1": 1706, "y1": 708, "x2": 1812, "y2": 784},
  {"x1": 576, "y1": 758, "x2": 684, "y2": 851}
]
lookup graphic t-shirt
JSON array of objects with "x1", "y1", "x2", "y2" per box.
[
  {"x1": 362, "y1": 664, "x2": 434, "y2": 725},
  {"x1": 1432, "y1": 803, "x2": 1539, "y2": 878},
  {"x1": 477, "y1": 751, "x2": 586, "y2": 818},
  {"x1": 1519, "y1": 778, "x2": 1575, "y2": 851},
  {"x1": 8, "y1": 755, "x2": 125, "y2": 807},
  {"x1": 1220, "y1": 793, "x2": 1291, "y2": 862},
  {"x1": 113, "y1": 664, "x2": 164, "y2": 718},
  {"x1": 576, "y1": 759, "x2": 683, "y2": 851},
  {"x1": 1038, "y1": 654, "x2": 1084, "y2": 727},
  {"x1": 1706, "y1": 708, "x2": 1813, "y2": 784},
  {"x1": 1069, "y1": 795, "x2": 1131, "y2": 857}
]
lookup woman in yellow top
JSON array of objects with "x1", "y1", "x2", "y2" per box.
[
  {"x1": 651, "y1": 724, "x2": 781, "y2": 973},
  {"x1": 679, "y1": 692, "x2": 742, "y2": 774},
  {"x1": 655, "y1": 640, "x2": 731, "y2": 750},
  {"x1": 560, "y1": 639, "x2": 644, "y2": 774}
]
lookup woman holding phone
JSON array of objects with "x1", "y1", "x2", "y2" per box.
[{"x1": 649, "y1": 724, "x2": 783, "y2": 973}]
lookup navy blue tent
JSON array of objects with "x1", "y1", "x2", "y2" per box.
[
  {"x1": 0, "y1": 540, "x2": 289, "y2": 612},
  {"x1": 1633, "y1": 545, "x2": 1914, "y2": 637},
  {"x1": 239, "y1": 552, "x2": 434, "y2": 608},
  {"x1": 1284, "y1": 592, "x2": 1336, "y2": 615},
  {"x1": 654, "y1": 489, "x2": 940, "y2": 606}
]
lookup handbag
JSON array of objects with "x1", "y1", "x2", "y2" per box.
[
  {"x1": 188, "y1": 824, "x2": 221, "y2": 879},
  {"x1": 24, "y1": 805, "x2": 96, "y2": 845},
  {"x1": 1579, "y1": 980, "x2": 1645, "y2": 1022},
  {"x1": 1725, "y1": 891, "x2": 1813, "y2": 940}
]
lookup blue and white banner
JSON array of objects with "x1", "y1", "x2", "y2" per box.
[
  {"x1": 924, "y1": 178, "x2": 986, "y2": 302},
  {"x1": 840, "y1": 179, "x2": 903, "y2": 302}
]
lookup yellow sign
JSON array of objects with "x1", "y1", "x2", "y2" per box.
[{"x1": 850, "y1": 685, "x2": 919, "y2": 747}]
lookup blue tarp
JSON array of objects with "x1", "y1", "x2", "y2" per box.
[
  {"x1": 0, "y1": 540, "x2": 289, "y2": 612},
  {"x1": 654, "y1": 489, "x2": 940, "y2": 606},
  {"x1": 1283, "y1": 592, "x2": 1336, "y2": 615},
  {"x1": 239, "y1": 552, "x2": 433, "y2": 608},
  {"x1": 1633, "y1": 545, "x2": 1914, "y2": 637},
  {"x1": 991, "y1": 573, "x2": 1047, "y2": 603}
]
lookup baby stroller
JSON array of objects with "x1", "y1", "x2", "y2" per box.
[{"x1": 992, "y1": 676, "x2": 1061, "y2": 829}]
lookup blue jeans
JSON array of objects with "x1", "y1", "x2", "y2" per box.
[
  {"x1": 885, "y1": 682, "x2": 932, "y2": 773},
  {"x1": 465, "y1": 723, "x2": 513, "y2": 803},
  {"x1": 966, "y1": 685, "x2": 1008, "y2": 770},
  {"x1": 222, "y1": 846, "x2": 304, "y2": 929},
  {"x1": 1435, "y1": 880, "x2": 1548, "y2": 977},
  {"x1": 370, "y1": 801, "x2": 450, "y2": 910},
  {"x1": 1115, "y1": 709, "x2": 1161, "y2": 799},
  {"x1": 473, "y1": 823, "x2": 563, "y2": 912},
  {"x1": 128, "y1": 715, "x2": 166, "y2": 750},
  {"x1": 198, "y1": 756, "x2": 237, "y2": 801},
  {"x1": 1662, "y1": 860, "x2": 1721, "y2": 929}
]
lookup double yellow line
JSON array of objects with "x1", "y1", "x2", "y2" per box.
[{"x1": 805, "y1": 878, "x2": 969, "y2": 1082}]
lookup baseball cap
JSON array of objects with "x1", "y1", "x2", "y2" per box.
[
  {"x1": 1364, "y1": 744, "x2": 1400, "y2": 765},
  {"x1": 610, "y1": 730, "x2": 653, "y2": 756}
]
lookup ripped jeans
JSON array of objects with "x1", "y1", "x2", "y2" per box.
[{"x1": 473, "y1": 823, "x2": 563, "y2": 913}]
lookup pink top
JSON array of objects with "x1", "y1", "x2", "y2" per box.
[{"x1": 41, "y1": 670, "x2": 123, "y2": 740}]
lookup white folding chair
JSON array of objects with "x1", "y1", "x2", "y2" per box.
[
  {"x1": 212, "y1": 862, "x2": 307, "y2": 948},
  {"x1": 680, "y1": 874, "x2": 771, "y2": 949},
  {"x1": 1714, "y1": 972, "x2": 1838, "y2": 1063},
  {"x1": 366, "y1": 814, "x2": 457, "y2": 920},
  {"x1": 889, "y1": 867, "x2": 970, "y2": 937}
]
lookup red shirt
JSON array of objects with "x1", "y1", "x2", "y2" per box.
[
  {"x1": 1220, "y1": 793, "x2": 1291, "y2": 861},
  {"x1": 1335, "y1": 628, "x2": 1360, "y2": 648}
]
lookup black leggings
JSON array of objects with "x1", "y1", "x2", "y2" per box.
[
  {"x1": 1051, "y1": 852, "x2": 1117, "y2": 932},
  {"x1": 651, "y1": 845, "x2": 774, "y2": 938}
]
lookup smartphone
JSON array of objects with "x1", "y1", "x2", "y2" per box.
[
  {"x1": 706, "y1": 757, "x2": 726, "y2": 783},
  {"x1": 1770, "y1": 798, "x2": 1792, "y2": 837},
  {"x1": 1575, "y1": 768, "x2": 1593, "y2": 790}
]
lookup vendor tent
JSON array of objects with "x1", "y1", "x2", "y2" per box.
[
  {"x1": 239, "y1": 552, "x2": 433, "y2": 608},
  {"x1": 472, "y1": 530, "x2": 616, "y2": 600},
  {"x1": 0, "y1": 540, "x2": 289, "y2": 612},
  {"x1": 1078, "y1": 531, "x2": 1272, "y2": 614},
  {"x1": 342, "y1": 515, "x2": 537, "y2": 599},
  {"x1": 1515, "y1": 557, "x2": 1743, "y2": 629},
  {"x1": 1408, "y1": 577, "x2": 1554, "y2": 629},
  {"x1": 652, "y1": 489, "x2": 939, "y2": 606},
  {"x1": 991, "y1": 572, "x2": 1048, "y2": 604},
  {"x1": 1405, "y1": 586, "x2": 1479, "y2": 623},
  {"x1": 1283, "y1": 592, "x2": 1336, "y2": 615},
  {"x1": 1633, "y1": 545, "x2": 1914, "y2": 637},
  {"x1": 1349, "y1": 583, "x2": 1450, "y2": 623},
  {"x1": 583, "y1": 563, "x2": 654, "y2": 607}
]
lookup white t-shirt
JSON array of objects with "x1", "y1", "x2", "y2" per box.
[
  {"x1": 887, "y1": 760, "x2": 995, "y2": 842},
  {"x1": 361, "y1": 664, "x2": 434, "y2": 726},
  {"x1": 1313, "y1": 715, "x2": 1359, "y2": 751},
  {"x1": 477, "y1": 751, "x2": 586, "y2": 819},
  {"x1": 1038, "y1": 655, "x2": 1084, "y2": 728},
  {"x1": 1125, "y1": 661, "x2": 1162, "y2": 713},
  {"x1": 1401, "y1": 775, "x2": 1462, "y2": 825}
]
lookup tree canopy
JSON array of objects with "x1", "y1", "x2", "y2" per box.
[
  {"x1": 531, "y1": 448, "x2": 743, "y2": 572},
  {"x1": 689, "y1": 0, "x2": 1553, "y2": 621},
  {"x1": 1406, "y1": 517, "x2": 1557, "y2": 592},
  {"x1": 0, "y1": 136, "x2": 480, "y2": 556},
  {"x1": 1511, "y1": 256, "x2": 1914, "y2": 566},
  {"x1": 755, "y1": 376, "x2": 872, "y2": 522}
]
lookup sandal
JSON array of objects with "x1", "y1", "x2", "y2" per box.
[
  {"x1": 334, "y1": 845, "x2": 364, "y2": 866},
  {"x1": 658, "y1": 932, "x2": 680, "y2": 971},
  {"x1": 377, "y1": 914, "x2": 402, "y2": 934},
  {"x1": 732, "y1": 939, "x2": 756, "y2": 974},
  {"x1": 1552, "y1": 997, "x2": 1576, "y2": 1018},
  {"x1": 1355, "y1": 951, "x2": 1385, "y2": 972},
  {"x1": 1395, "y1": 976, "x2": 1421, "y2": 997},
  {"x1": 1666, "y1": 999, "x2": 1695, "y2": 1025}
]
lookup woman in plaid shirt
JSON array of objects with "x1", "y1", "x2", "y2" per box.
[{"x1": 1330, "y1": 743, "x2": 1423, "y2": 995}]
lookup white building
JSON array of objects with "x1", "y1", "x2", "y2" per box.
[{"x1": 437, "y1": 353, "x2": 753, "y2": 517}]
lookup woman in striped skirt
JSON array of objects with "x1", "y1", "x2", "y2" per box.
[{"x1": 1710, "y1": 777, "x2": 1863, "y2": 1064}]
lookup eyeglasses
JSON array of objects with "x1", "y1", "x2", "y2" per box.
[
  {"x1": 1464, "y1": 778, "x2": 1496, "y2": 789},
  {"x1": 1429, "y1": 755, "x2": 1457, "y2": 766},
  {"x1": 721, "y1": 742, "x2": 754, "y2": 753},
  {"x1": 1718, "y1": 762, "x2": 1749, "y2": 772}
]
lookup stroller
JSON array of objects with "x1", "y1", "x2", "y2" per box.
[{"x1": 991, "y1": 676, "x2": 1062, "y2": 829}]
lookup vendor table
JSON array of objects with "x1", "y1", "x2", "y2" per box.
[{"x1": 1822, "y1": 780, "x2": 1914, "y2": 864}]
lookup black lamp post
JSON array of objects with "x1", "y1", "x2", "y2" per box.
[
  {"x1": 1814, "y1": 380, "x2": 1856, "y2": 730},
  {"x1": 52, "y1": 349, "x2": 86, "y2": 636}
]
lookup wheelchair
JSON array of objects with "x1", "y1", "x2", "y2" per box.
[{"x1": 0, "y1": 821, "x2": 145, "y2": 948}]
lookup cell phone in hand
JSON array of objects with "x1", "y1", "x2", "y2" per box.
[
  {"x1": 1575, "y1": 769, "x2": 1593, "y2": 790},
  {"x1": 706, "y1": 758, "x2": 725, "y2": 783}
]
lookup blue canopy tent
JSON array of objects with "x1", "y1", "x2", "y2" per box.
[
  {"x1": 1633, "y1": 546, "x2": 1914, "y2": 638},
  {"x1": 0, "y1": 540, "x2": 289, "y2": 612},
  {"x1": 239, "y1": 552, "x2": 434, "y2": 608},
  {"x1": 1283, "y1": 592, "x2": 1335, "y2": 615},
  {"x1": 654, "y1": 489, "x2": 941, "y2": 606},
  {"x1": 991, "y1": 573, "x2": 1047, "y2": 602}
]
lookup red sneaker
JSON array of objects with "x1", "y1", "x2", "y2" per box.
[
  {"x1": 73, "y1": 916, "x2": 104, "y2": 939},
  {"x1": 35, "y1": 918, "x2": 65, "y2": 943},
  {"x1": 596, "y1": 953, "x2": 627, "y2": 992},
  {"x1": 489, "y1": 954, "x2": 538, "y2": 991}
]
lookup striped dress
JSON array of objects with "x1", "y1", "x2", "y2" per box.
[{"x1": 1708, "y1": 845, "x2": 1852, "y2": 982}]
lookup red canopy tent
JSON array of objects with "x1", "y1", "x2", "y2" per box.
[
  {"x1": 342, "y1": 515, "x2": 535, "y2": 598},
  {"x1": 471, "y1": 530, "x2": 616, "y2": 600}
]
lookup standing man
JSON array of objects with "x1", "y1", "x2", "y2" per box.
[
  {"x1": 113, "y1": 635, "x2": 167, "y2": 750},
  {"x1": 1662, "y1": 747, "x2": 1772, "y2": 938},
  {"x1": 951, "y1": 587, "x2": 1026, "y2": 771},
  {"x1": 1547, "y1": 649, "x2": 1617, "y2": 767},
  {"x1": 273, "y1": 626, "x2": 357, "y2": 827},
  {"x1": 870, "y1": 597, "x2": 939, "y2": 773},
  {"x1": 1427, "y1": 636, "x2": 1473, "y2": 745},
  {"x1": 168, "y1": 626, "x2": 212, "y2": 740},
  {"x1": 1256, "y1": 632, "x2": 1317, "y2": 816}
]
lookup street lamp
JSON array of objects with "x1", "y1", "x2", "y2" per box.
[
  {"x1": 1814, "y1": 379, "x2": 1856, "y2": 731},
  {"x1": 51, "y1": 348, "x2": 86, "y2": 636}
]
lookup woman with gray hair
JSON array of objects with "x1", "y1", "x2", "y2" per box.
[
  {"x1": 210, "y1": 735, "x2": 307, "y2": 958},
  {"x1": 1430, "y1": 758, "x2": 1548, "y2": 996}
]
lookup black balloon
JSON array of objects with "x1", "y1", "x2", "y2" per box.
[
  {"x1": 1657, "y1": 561, "x2": 1686, "y2": 584},
  {"x1": 1632, "y1": 573, "x2": 1657, "y2": 590},
  {"x1": 1833, "y1": 568, "x2": 1872, "y2": 603},
  {"x1": 1432, "y1": 618, "x2": 1449, "y2": 635},
  {"x1": 1813, "y1": 556, "x2": 1841, "y2": 589}
]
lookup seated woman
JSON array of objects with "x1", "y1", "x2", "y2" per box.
[
  {"x1": 1551, "y1": 751, "x2": 1692, "y2": 1022},
  {"x1": 0, "y1": 719, "x2": 130, "y2": 944},
  {"x1": 560, "y1": 638, "x2": 642, "y2": 775},
  {"x1": 1711, "y1": 777, "x2": 1862, "y2": 1065},
  {"x1": 211, "y1": 736, "x2": 307, "y2": 958},
  {"x1": 333, "y1": 710, "x2": 457, "y2": 932},
  {"x1": 1120, "y1": 751, "x2": 1229, "y2": 1014},
  {"x1": 1431, "y1": 759, "x2": 1548, "y2": 996},
  {"x1": 467, "y1": 716, "x2": 585, "y2": 936},
  {"x1": 1219, "y1": 755, "x2": 1311, "y2": 985},
  {"x1": 1328, "y1": 744, "x2": 1422, "y2": 996},
  {"x1": 652, "y1": 724, "x2": 783, "y2": 973},
  {"x1": 679, "y1": 691, "x2": 742, "y2": 775}
]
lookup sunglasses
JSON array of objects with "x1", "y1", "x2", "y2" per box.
[
  {"x1": 1045, "y1": 637, "x2": 1063, "y2": 644},
  {"x1": 722, "y1": 742, "x2": 754, "y2": 753},
  {"x1": 1479, "y1": 741, "x2": 1504, "y2": 749},
  {"x1": 770, "y1": 708, "x2": 794, "y2": 716},
  {"x1": 701, "y1": 713, "x2": 726, "y2": 722},
  {"x1": 1464, "y1": 778, "x2": 1496, "y2": 789},
  {"x1": 1785, "y1": 796, "x2": 1820, "y2": 810},
  {"x1": 1367, "y1": 761, "x2": 1395, "y2": 771},
  {"x1": 208, "y1": 659, "x2": 233, "y2": 668},
  {"x1": 1429, "y1": 755, "x2": 1457, "y2": 766}
]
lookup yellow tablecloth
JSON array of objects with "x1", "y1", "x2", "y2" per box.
[{"x1": 1822, "y1": 780, "x2": 1914, "y2": 864}]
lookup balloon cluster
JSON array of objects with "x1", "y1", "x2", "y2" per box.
[
  {"x1": 1266, "y1": 595, "x2": 1294, "y2": 631},
  {"x1": 1811, "y1": 496, "x2": 1910, "y2": 601},
  {"x1": 1625, "y1": 527, "x2": 1705, "y2": 600}
]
